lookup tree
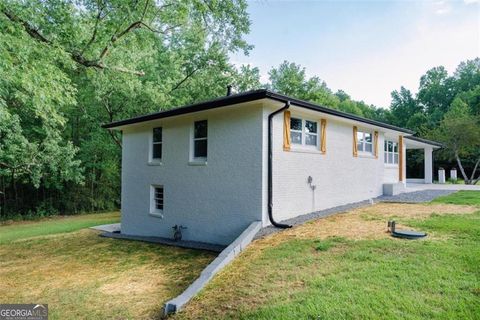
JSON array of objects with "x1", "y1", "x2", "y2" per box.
[
  {"x1": 389, "y1": 87, "x2": 424, "y2": 130},
  {"x1": 429, "y1": 98, "x2": 480, "y2": 185},
  {"x1": 0, "y1": 0, "x2": 252, "y2": 216}
]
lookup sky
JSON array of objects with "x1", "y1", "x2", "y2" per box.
[{"x1": 231, "y1": 0, "x2": 480, "y2": 108}]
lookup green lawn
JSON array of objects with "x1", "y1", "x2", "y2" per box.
[
  {"x1": 432, "y1": 190, "x2": 480, "y2": 206},
  {"x1": 0, "y1": 212, "x2": 215, "y2": 319},
  {"x1": 176, "y1": 191, "x2": 480, "y2": 319},
  {"x1": 0, "y1": 212, "x2": 120, "y2": 244}
]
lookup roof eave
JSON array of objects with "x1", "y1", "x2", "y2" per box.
[{"x1": 101, "y1": 89, "x2": 415, "y2": 135}]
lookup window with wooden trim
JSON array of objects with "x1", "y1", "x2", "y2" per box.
[
  {"x1": 290, "y1": 117, "x2": 318, "y2": 147},
  {"x1": 151, "y1": 127, "x2": 162, "y2": 160},
  {"x1": 356, "y1": 130, "x2": 373, "y2": 154},
  {"x1": 193, "y1": 120, "x2": 208, "y2": 160},
  {"x1": 384, "y1": 140, "x2": 399, "y2": 165}
]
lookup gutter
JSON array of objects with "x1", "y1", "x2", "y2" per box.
[{"x1": 267, "y1": 101, "x2": 292, "y2": 229}]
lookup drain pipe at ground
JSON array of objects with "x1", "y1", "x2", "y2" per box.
[{"x1": 268, "y1": 101, "x2": 292, "y2": 229}]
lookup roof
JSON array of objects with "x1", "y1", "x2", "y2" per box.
[
  {"x1": 102, "y1": 89, "x2": 414, "y2": 134},
  {"x1": 404, "y1": 135, "x2": 443, "y2": 147}
]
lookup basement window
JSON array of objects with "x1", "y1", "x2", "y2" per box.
[
  {"x1": 150, "y1": 185, "x2": 164, "y2": 218},
  {"x1": 290, "y1": 117, "x2": 318, "y2": 147},
  {"x1": 384, "y1": 140, "x2": 399, "y2": 165}
]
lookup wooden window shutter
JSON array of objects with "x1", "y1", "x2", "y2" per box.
[
  {"x1": 399, "y1": 135, "x2": 404, "y2": 181},
  {"x1": 353, "y1": 126, "x2": 358, "y2": 157},
  {"x1": 320, "y1": 119, "x2": 327, "y2": 153},
  {"x1": 373, "y1": 131, "x2": 379, "y2": 158},
  {"x1": 283, "y1": 111, "x2": 291, "y2": 151}
]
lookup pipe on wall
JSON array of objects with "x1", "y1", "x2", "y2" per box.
[{"x1": 268, "y1": 101, "x2": 292, "y2": 229}]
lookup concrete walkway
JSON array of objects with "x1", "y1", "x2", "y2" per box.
[
  {"x1": 100, "y1": 232, "x2": 226, "y2": 252},
  {"x1": 90, "y1": 223, "x2": 121, "y2": 233}
]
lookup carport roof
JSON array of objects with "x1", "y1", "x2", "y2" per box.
[{"x1": 404, "y1": 135, "x2": 443, "y2": 148}]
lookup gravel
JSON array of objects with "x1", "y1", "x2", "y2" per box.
[
  {"x1": 255, "y1": 190, "x2": 458, "y2": 239},
  {"x1": 375, "y1": 189, "x2": 457, "y2": 203}
]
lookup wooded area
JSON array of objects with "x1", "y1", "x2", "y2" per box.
[{"x1": 1, "y1": 0, "x2": 479, "y2": 218}]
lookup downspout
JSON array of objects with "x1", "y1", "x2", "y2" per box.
[{"x1": 268, "y1": 101, "x2": 292, "y2": 228}]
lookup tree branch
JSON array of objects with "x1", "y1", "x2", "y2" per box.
[
  {"x1": 2, "y1": 9, "x2": 145, "y2": 76},
  {"x1": 169, "y1": 67, "x2": 200, "y2": 93}
]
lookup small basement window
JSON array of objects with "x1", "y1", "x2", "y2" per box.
[
  {"x1": 150, "y1": 185, "x2": 164, "y2": 217},
  {"x1": 290, "y1": 117, "x2": 318, "y2": 147},
  {"x1": 384, "y1": 140, "x2": 399, "y2": 165},
  {"x1": 151, "y1": 127, "x2": 162, "y2": 161},
  {"x1": 193, "y1": 120, "x2": 208, "y2": 160},
  {"x1": 357, "y1": 130, "x2": 373, "y2": 154}
]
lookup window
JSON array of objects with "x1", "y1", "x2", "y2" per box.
[
  {"x1": 193, "y1": 120, "x2": 208, "y2": 160},
  {"x1": 384, "y1": 140, "x2": 399, "y2": 165},
  {"x1": 357, "y1": 130, "x2": 373, "y2": 153},
  {"x1": 290, "y1": 117, "x2": 318, "y2": 147},
  {"x1": 152, "y1": 127, "x2": 162, "y2": 160},
  {"x1": 150, "y1": 185, "x2": 164, "y2": 217}
]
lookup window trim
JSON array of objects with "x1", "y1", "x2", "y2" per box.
[
  {"x1": 150, "y1": 185, "x2": 164, "y2": 218},
  {"x1": 149, "y1": 127, "x2": 163, "y2": 164},
  {"x1": 289, "y1": 117, "x2": 319, "y2": 150},
  {"x1": 190, "y1": 120, "x2": 208, "y2": 163},
  {"x1": 384, "y1": 139, "x2": 399, "y2": 166},
  {"x1": 356, "y1": 130, "x2": 374, "y2": 155}
]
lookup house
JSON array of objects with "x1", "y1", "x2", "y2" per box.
[{"x1": 103, "y1": 89, "x2": 441, "y2": 245}]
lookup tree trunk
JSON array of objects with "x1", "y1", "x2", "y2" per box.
[
  {"x1": 469, "y1": 158, "x2": 480, "y2": 185},
  {"x1": 455, "y1": 152, "x2": 471, "y2": 184}
]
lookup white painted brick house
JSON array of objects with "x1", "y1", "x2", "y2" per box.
[{"x1": 103, "y1": 89, "x2": 441, "y2": 245}]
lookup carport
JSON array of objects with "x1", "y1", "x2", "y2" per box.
[{"x1": 404, "y1": 136, "x2": 443, "y2": 184}]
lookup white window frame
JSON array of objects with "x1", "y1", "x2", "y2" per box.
[
  {"x1": 290, "y1": 117, "x2": 319, "y2": 149},
  {"x1": 148, "y1": 127, "x2": 162, "y2": 165},
  {"x1": 357, "y1": 130, "x2": 374, "y2": 155},
  {"x1": 150, "y1": 185, "x2": 164, "y2": 218},
  {"x1": 190, "y1": 120, "x2": 208, "y2": 164},
  {"x1": 384, "y1": 140, "x2": 399, "y2": 165}
]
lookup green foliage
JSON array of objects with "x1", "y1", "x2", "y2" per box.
[{"x1": 0, "y1": 0, "x2": 253, "y2": 217}]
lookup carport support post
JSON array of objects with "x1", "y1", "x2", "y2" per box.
[{"x1": 424, "y1": 147, "x2": 433, "y2": 184}]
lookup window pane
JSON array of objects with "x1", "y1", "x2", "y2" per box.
[
  {"x1": 365, "y1": 133, "x2": 372, "y2": 143},
  {"x1": 194, "y1": 139, "x2": 207, "y2": 158},
  {"x1": 357, "y1": 132, "x2": 364, "y2": 144},
  {"x1": 305, "y1": 121, "x2": 317, "y2": 134},
  {"x1": 394, "y1": 153, "x2": 399, "y2": 164},
  {"x1": 384, "y1": 141, "x2": 387, "y2": 151},
  {"x1": 153, "y1": 143, "x2": 162, "y2": 159},
  {"x1": 388, "y1": 141, "x2": 393, "y2": 152},
  {"x1": 365, "y1": 143, "x2": 373, "y2": 153},
  {"x1": 388, "y1": 153, "x2": 393, "y2": 163},
  {"x1": 305, "y1": 134, "x2": 317, "y2": 146},
  {"x1": 153, "y1": 127, "x2": 162, "y2": 142},
  {"x1": 291, "y1": 118, "x2": 302, "y2": 131},
  {"x1": 155, "y1": 187, "x2": 163, "y2": 210},
  {"x1": 393, "y1": 143, "x2": 398, "y2": 153},
  {"x1": 384, "y1": 152, "x2": 388, "y2": 163},
  {"x1": 357, "y1": 142, "x2": 364, "y2": 152},
  {"x1": 291, "y1": 132, "x2": 302, "y2": 144},
  {"x1": 194, "y1": 120, "x2": 208, "y2": 138}
]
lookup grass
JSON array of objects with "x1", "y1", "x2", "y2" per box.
[
  {"x1": 432, "y1": 190, "x2": 480, "y2": 206},
  {"x1": 0, "y1": 212, "x2": 120, "y2": 244},
  {"x1": 0, "y1": 213, "x2": 216, "y2": 319},
  {"x1": 175, "y1": 191, "x2": 480, "y2": 320}
]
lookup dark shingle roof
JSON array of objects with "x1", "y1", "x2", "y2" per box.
[{"x1": 102, "y1": 89, "x2": 415, "y2": 134}]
